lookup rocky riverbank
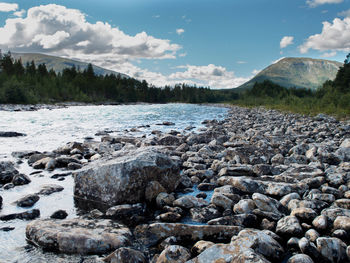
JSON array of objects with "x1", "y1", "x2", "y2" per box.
[{"x1": 1, "y1": 106, "x2": 350, "y2": 262}]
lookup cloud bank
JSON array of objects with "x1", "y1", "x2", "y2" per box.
[
  {"x1": 300, "y1": 17, "x2": 350, "y2": 53},
  {"x1": 306, "y1": 0, "x2": 343, "y2": 8},
  {"x1": 0, "y1": 2, "x2": 18, "y2": 12}
]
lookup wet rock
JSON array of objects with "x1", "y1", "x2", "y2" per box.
[
  {"x1": 106, "y1": 203, "x2": 145, "y2": 224},
  {"x1": 287, "y1": 254, "x2": 314, "y2": 263},
  {"x1": 173, "y1": 195, "x2": 208, "y2": 209},
  {"x1": 190, "y1": 206, "x2": 221, "y2": 223},
  {"x1": 234, "y1": 199, "x2": 256, "y2": 214},
  {"x1": 32, "y1": 157, "x2": 53, "y2": 169},
  {"x1": 0, "y1": 195, "x2": 2, "y2": 209},
  {"x1": 156, "y1": 192, "x2": 175, "y2": 208},
  {"x1": 287, "y1": 237, "x2": 300, "y2": 251},
  {"x1": 191, "y1": 240, "x2": 215, "y2": 255},
  {"x1": 218, "y1": 165, "x2": 256, "y2": 177},
  {"x1": 162, "y1": 121, "x2": 175, "y2": 126},
  {"x1": 260, "y1": 218, "x2": 275, "y2": 231},
  {"x1": 276, "y1": 216, "x2": 303, "y2": 237},
  {"x1": 15, "y1": 194, "x2": 40, "y2": 207},
  {"x1": 26, "y1": 219, "x2": 132, "y2": 254},
  {"x1": 0, "y1": 209, "x2": 40, "y2": 221},
  {"x1": 74, "y1": 147, "x2": 180, "y2": 208},
  {"x1": 291, "y1": 207, "x2": 317, "y2": 222},
  {"x1": 334, "y1": 199, "x2": 350, "y2": 209},
  {"x1": 305, "y1": 229, "x2": 320, "y2": 242},
  {"x1": 145, "y1": 181, "x2": 166, "y2": 203},
  {"x1": 12, "y1": 173, "x2": 31, "y2": 186},
  {"x1": 158, "y1": 135, "x2": 181, "y2": 146},
  {"x1": 332, "y1": 229, "x2": 348, "y2": 241},
  {"x1": 280, "y1": 193, "x2": 301, "y2": 207},
  {"x1": 67, "y1": 162, "x2": 82, "y2": 170},
  {"x1": 298, "y1": 237, "x2": 321, "y2": 260},
  {"x1": 0, "y1": 131, "x2": 26, "y2": 137},
  {"x1": 321, "y1": 208, "x2": 350, "y2": 222},
  {"x1": 37, "y1": 184, "x2": 64, "y2": 195},
  {"x1": 0, "y1": 161, "x2": 19, "y2": 184},
  {"x1": 252, "y1": 193, "x2": 286, "y2": 215},
  {"x1": 156, "y1": 245, "x2": 191, "y2": 263},
  {"x1": 54, "y1": 142, "x2": 84, "y2": 155},
  {"x1": 134, "y1": 223, "x2": 241, "y2": 247},
  {"x1": 0, "y1": 226, "x2": 15, "y2": 231},
  {"x1": 197, "y1": 183, "x2": 216, "y2": 191},
  {"x1": 333, "y1": 216, "x2": 350, "y2": 232},
  {"x1": 3, "y1": 183, "x2": 14, "y2": 189},
  {"x1": 105, "y1": 247, "x2": 146, "y2": 263},
  {"x1": 55, "y1": 156, "x2": 80, "y2": 168},
  {"x1": 208, "y1": 214, "x2": 258, "y2": 228},
  {"x1": 189, "y1": 228, "x2": 283, "y2": 263},
  {"x1": 312, "y1": 215, "x2": 328, "y2": 231},
  {"x1": 218, "y1": 176, "x2": 308, "y2": 197},
  {"x1": 50, "y1": 210, "x2": 68, "y2": 219},
  {"x1": 210, "y1": 192, "x2": 234, "y2": 210},
  {"x1": 157, "y1": 212, "x2": 182, "y2": 222},
  {"x1": 316, "y1": 237, "x2": 347, "y2": 263}
]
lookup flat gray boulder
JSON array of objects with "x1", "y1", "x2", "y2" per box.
[
  {"x1": 26, "y1": 219, "x2": 132, "y2": 254},
  {"x1": 74, "y1": 147, "x2": 180, "y2": 208}
]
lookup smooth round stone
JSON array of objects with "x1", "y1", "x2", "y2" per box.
[{"x1": 287, "y1": 254, "x2": 314, "y2": 263}]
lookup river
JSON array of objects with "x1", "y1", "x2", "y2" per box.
[{"x1": 0, "y1": 103, "x2": 228, "y2": 263}]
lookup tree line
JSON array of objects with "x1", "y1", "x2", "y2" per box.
[{"x1": 0, "y1": 51, "x2": 231, "y2": 104}]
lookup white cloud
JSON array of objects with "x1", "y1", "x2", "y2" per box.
[
  {"x1": 280, "y1": 36, "x2": 294, "y2": 49},
  {"x1": 168, "y1": 64, "x2": 250, "y2": 89},
  {"x1": 0, "y1": 4, "x2": 181, "y2": 60},
  {"x1": 32, "y1": 31, "x2": 70, "y2": 49},
  {"x1": 338, "y1": 9, "x2": 350, "y2": 17},
  {"x1": 13, "y1": 9, "x2": 25, "y2": 17},
  {"x1": 299, "y1": 17, "x2": 350, "y2": 53},
  {"x1": 0, "y1": 2, "x2": 18, "y2": 12},
  {"x1": 306, "y1": 0, "x2": 343, "y2": 7},
  {"x1": 176, "y1": 28, "x2": 185, "y2": 35},
  {"x1": 179, "y1": 52, "x2": 187, "y2": 57},
  {"x1": 237, "y1": 61, "x2": 247, "y2": 64},
  {"x1": 320, "y1": 51, "x2": 337, "y2": 57}
]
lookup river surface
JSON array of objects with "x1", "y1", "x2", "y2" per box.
[{"x1": 0, "y1": 104, "x2": 228, "y2": 263}]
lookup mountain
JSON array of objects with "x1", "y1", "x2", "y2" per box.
[
  {"x1": 237, "y1": 57, "x2": 343, "y2": 90},
  {"x1": 11, "y1": 52, "x2": 129, "y2": 78}
]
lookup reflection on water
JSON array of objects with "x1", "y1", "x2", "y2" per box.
[{"x1": 0, "y1": 104, "x2": 228, "y2": 263}]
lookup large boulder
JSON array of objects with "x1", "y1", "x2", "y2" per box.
[
  {"x1": 74, "y1": 147, "x2": 180, "y2": 208},
  {"x1": 26, "y1": 219, "x2": 132, "y2": 254}
]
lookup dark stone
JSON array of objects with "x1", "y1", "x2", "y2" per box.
[
  {"x1": 50, "y1": 210, "x2": 68, "y2": 219},
  {"x1": 0, "y1": 209, "x2": 40, "y2": 221},
  {"x1": 37, "y1": 184, "x2": 64, "y2": 195},
  {"x1": 12, "y1": 174, "x2": 31, "y2": 186},
  {"x1": 0, "y1": 131, "x2": 26, "y2": 137},
  {"x1": 0, "y1": 226, "x2": 15, "y2": 231},
  {"x1": 15, "y1": 194, "x2": 40, "y2": 207}
]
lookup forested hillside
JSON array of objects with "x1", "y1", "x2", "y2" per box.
[{"x1": 0, "y1": 52, "x2": 233, "y2": 104}]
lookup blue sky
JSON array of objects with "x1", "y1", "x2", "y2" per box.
[{"x1": 0, "y1": 0, "x2": 349, "y2": 88}]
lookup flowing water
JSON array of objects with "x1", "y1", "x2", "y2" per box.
[{"x1": 0, "y1": 104, "x2": 228, "y2": 263}]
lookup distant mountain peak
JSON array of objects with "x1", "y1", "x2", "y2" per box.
[
  {"x1": 11, "y1": 52, "x2": 129, "y2": 79},
  {"x1": 238, "y1": 57, "x2": 342, "y2": 90}
]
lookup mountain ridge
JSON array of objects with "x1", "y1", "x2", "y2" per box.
[
  {"x1": 11, "y1": 52, "x2": 129, "y2": 79},
  {"x1": 237, "y1": 57, "x2": 343, "y2": 90}
]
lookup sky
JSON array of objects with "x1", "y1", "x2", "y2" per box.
[{"x1": 0, "y1": 0, "x2": 349, "y2": 89}]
